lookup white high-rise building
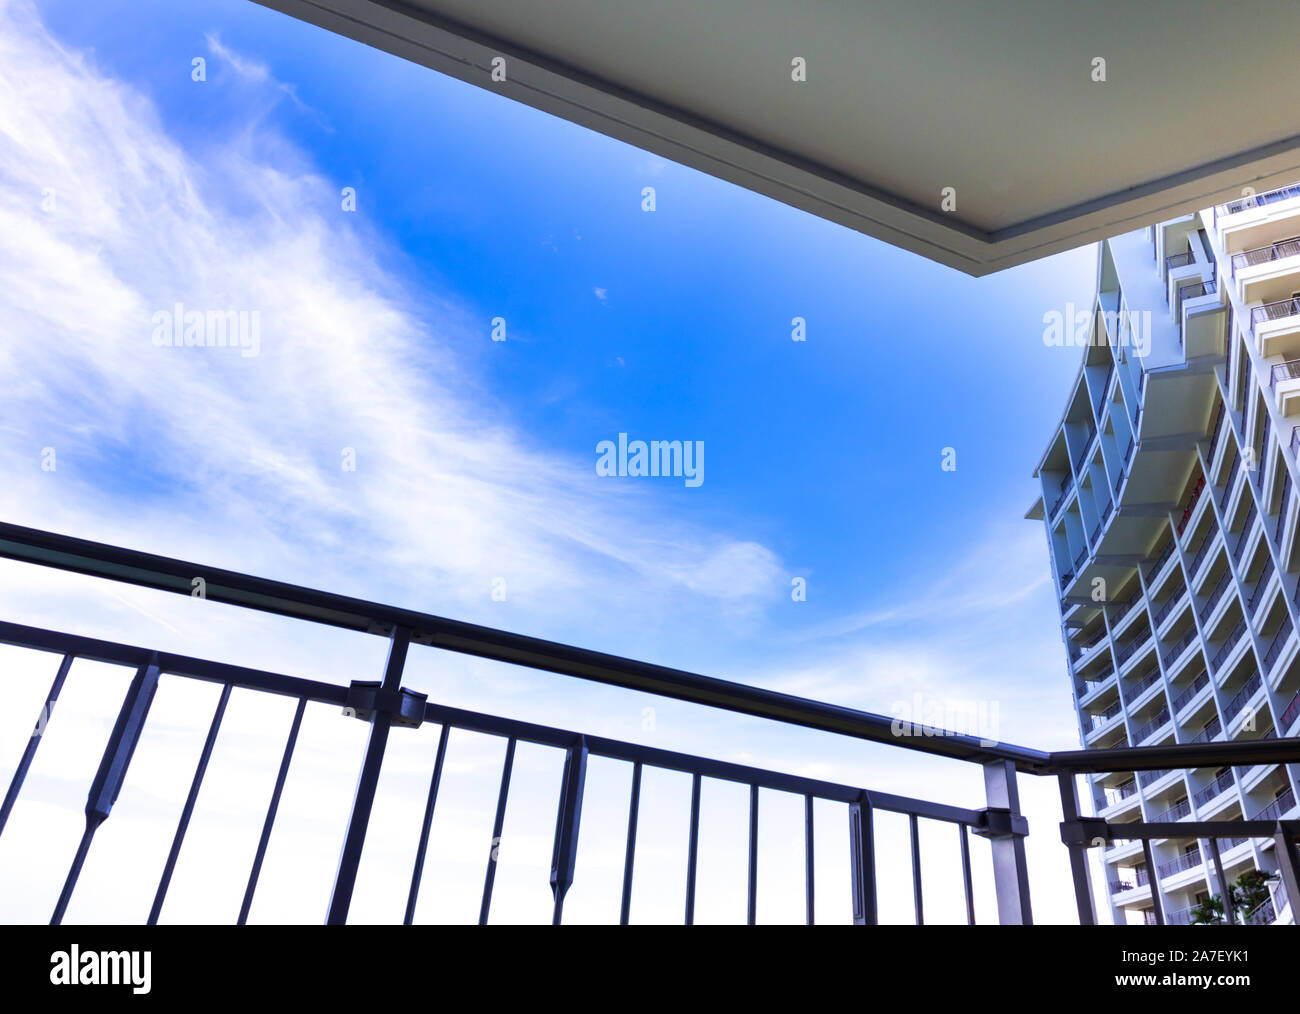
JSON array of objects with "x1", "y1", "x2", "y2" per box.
[{"x1": 1029, "y1": 183, "x2": 1300, "y2": 926}]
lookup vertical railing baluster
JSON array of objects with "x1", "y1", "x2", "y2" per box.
[
  {"x1": 1141, "y1": 838, "x2": 1164, "y2": 925},
  {"x1": 0, "y1": 653, "x2": 72, "y2": 840},
  {"x1": 478, "y1": 737, "x2": 516, "y2": 926},
  {"x1": 747, "y1": 784, "x2": 759, "y2": 925},
  {"x1": 51, "y1": 656, "x2": 161, "y2": 925},
  {"x1": 849, "y1": 791, "x2": 877, "y2": 925},
  {"x1": 1057, "y1": 773, "x2": 1096, "y2": 926},
  {"x1": 804, "y1": 794, "x2": 815, "y2": 926},
  {"x1": 550, "y1": 737, "x2": 587, "y2": 925},
  {"x1": 684, "y1": 772, "x2": 701, "y2": 925},
  {"x1": 909, "y1": 812, "x2": 923, "y2": 925},
  {"x1": 148, "y1": 683, "x2": 231, "y2": 924},
  {"x1": 959, "y1": 823, "x2": 975, "y2": 925},
  {"x1": 326, "y1": 626, "x2": 410, "y2": 925},
  {"x1": 619, "y1": 761, "x2": 641, "y2": 925},
  {"x1": 239, "y1": 696, "x2": 306, "y2": 925},
  {"x1": 404, "y1": 723, "x2": 451, "y2": 925}
]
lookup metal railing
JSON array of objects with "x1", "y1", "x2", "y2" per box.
[
  {"x1": 1076, "y1": 668, "x2": 1115, "y2": 700},
  {"x1": 1, "y1": 522, "x2": 1299, "y2": 928},
  {"x1": 1225, "y1": 672, "x2": 1264, "y2": 725},
  {"x1": 1218, "y1": 183, "x2": 1300, "y2": 218},
  {"x1": 1171, "y1": 672, "x2": 1210, "y2": 715},
  {"x1": 1145, "y1": 541, "x2": 1174, "y2": 584},
  {"x1": 1105, "y1": 780, "x2": 1138, "y2": 807},
  {"x1": 1115, "y1": 630, "x2": 1153, "y2": 667},
  {"x1": 1253, "y1": 297, "x2": 1300, "y2": 337},
  {"x1": 1220, "y1": 459, "x2": 1240, "y2": 510},
  {"x1": 1164, "y1": 250, "x2": 1195, "y2": 276},
  {"x1": 1192, "y1": 769, "x2": 1236, "y2": 809},
  {"x1": 1248, "y1": 560, "x2": 1275, "y2": 614},
  {"x1": 1075, "y1": 429, "x2": 1097, "y2": 472},
  {"x1": 1161, "y1": 627, "x2": 1197, "y2": 670},
  {"x1": 1176, "y1": 278, "x2": 1216, "y2": 317},
  {"x1": 1265, "y1": 620, "x2": 1294, "y2": 672},
  {"x1": 1231, "y1": 236, "x2": 1300, "y2": 274},
  {"x1": 1091, "y1": 701, "x2": 1124, "y2": 731},
  {"x1": 1188, "y1": 530, "x2": 1215, "y2": 579},
  {"x1": 1234, "y1": 504, "x2": 1258, "y2": 559},
  {"x1": 1150, "y1": 796, "x2": 1192, "y2": 824},
  {"x1": 1156, "y1": 848, "x2": 1203, "y2": 880},
  {"x1": 1176, "y1": 476, "x2": 1206, "y2": 537},
  {"x1": 1270, "y1": 359, "x2": 1300, "y2": 392},
  {"x1": 1153, "y1": 590, "x2": 1186, "y2": 630},
  {"x1": 1198, "y1": 572, "x2": 1231, "y2": 625},
  {"x1": 1131, "y1": 708, "x2": 1172, "y2": 745},
  {"x1": 1210, "y1": 620, "x2": 1248, "y2": 672},
  {"x1": 1282, "y1": 687, "x2": 1300, "y2": 732}
]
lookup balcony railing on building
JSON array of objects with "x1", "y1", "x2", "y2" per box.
[
  {"x1": 1252, "y1": 297, "x2": 1300, "y2": 337},
  {"x1": 1225, "y1": 672, "x2": 1264, "y2": 724},
  {"x1": 1231, "y1": 236, "x2": 1300, "y2": 275},
  {"x1": 1171, "y1": 672, "x2": 1210, "y2": 714},
  {"x1": 3, "y1": 522, "x2": 1300, "y2": 928},
  {"x1": 1156, "y1": 848, "x2": 1204, "y2": 880},
  {"x1": 1192, "y1": 769, "x2": 1236, "y2": 809},
  {"x1": 1210, "y1": 621, "x2": 1247, "y2": 672},
  {"x1": 1217, "y1": 183, "x2": 1300, "y2": 220},
  {"x1": 1270, "y1": 359, "x2": 1300, "y2": 393}
]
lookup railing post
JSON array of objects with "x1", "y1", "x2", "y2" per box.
[
  {"x1": 1207, "y1": 837, "x2": 1232, "y2": 924},
  {"x1": 1056, "y1": 773, "x2": 1097, "y2": 925},
  {"x1": 1141, "y1": 839, "x2": 1164, "y2": 925},
  {"x1": 1273, "y1": 822, "x2": 1300, "y2": 922},
  {"x1": 326, "y1": 626, "x2": 413, "y2": 925},
  {"x1": 549, "y1": 736, "x2": 587, "y2": 925},
  {"x1": 979, "y1": 760, "x2": 1033, "y2": 925},
  {"x1": 848, "y1": 791, "x2": 876, "y2": 925}
]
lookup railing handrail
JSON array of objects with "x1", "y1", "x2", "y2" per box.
[
  {"x1": 1219, "y1": 183, "x2": 1300, "y2": 215},
  {"x1": 3, "y1": 522, "x2": 1300, "y2": 784}
]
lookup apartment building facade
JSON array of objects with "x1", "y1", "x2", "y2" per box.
[{"x1": 1029, "y1": 183, "x2": 1300, "y2": 925}]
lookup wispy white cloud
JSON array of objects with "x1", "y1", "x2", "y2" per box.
[{"x1": 0, "y1": 0, "x2": 784, "y2": 638}]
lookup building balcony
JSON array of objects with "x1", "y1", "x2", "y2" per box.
[
  {"x1": 1191, "y1": 768, "x2": 1236, "y2": 810},
  {"x1": 1250, "y1": 785, "x2": 1298, "y2": 823},
  {"x1": 1132, "y1": 707, "x2": 1173, "y2": 746},
  {"x1": 1170, "y1": 671, "x2": 1211, "y2": 717},
  {"x1": 1232, "y1": 235, "x2": 1300, "y2": 305},
  {"x1": 1149, "y1": 795, "x2": 1192, "y2": 824},
  {"x1": 1253, "y1": 297, "x2": 1300, "y2": 360},
  {"x1": 1076, "y1": 668, "x2": 1117, "y2": 705},
  {"x1": 1271, "y1": 359, "x2": 1300, "y2": 420},
  {"x1": 1215, "y1": 183, "x2": 1300, "y2": 251},
  {"x1": 1224, "y1": 671, "x2": 1264, "y2": 731},
  {"x1": 1153, "y1": 589, "x2": 1188, "y2": 634},
  {"x1": 1262, "y1": 621, "x2": 1295, "y2": 678},
  {"x1": 1280, "y1": 685, "x2": 1300, "y2": 735},
  {"x1": 1156, "y1": 847, "x2": 1204, "y2": 883}
]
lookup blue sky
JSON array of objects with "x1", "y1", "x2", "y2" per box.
[{"x1": 0, "y1": 0, "x2": 1106, "y2": 922}]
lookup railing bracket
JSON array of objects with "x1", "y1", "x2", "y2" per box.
[
  {"x1": 1059, "y1": 816, "x2": 1109, "y2": 847},
  {"x1": 973, "y1": 806, "x2": 1028, "y2": 840},
  {"x1": 343, "y1": 680, "x2": 427, "y2": 728}
]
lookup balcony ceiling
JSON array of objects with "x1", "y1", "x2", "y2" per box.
[{"x1": 254, "y1": 0, "x2": 1300, "y2": 275}]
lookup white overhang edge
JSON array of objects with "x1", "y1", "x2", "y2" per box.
[{"x1": 252, "y1": 0, "x2": 1300, "y2": 276}]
